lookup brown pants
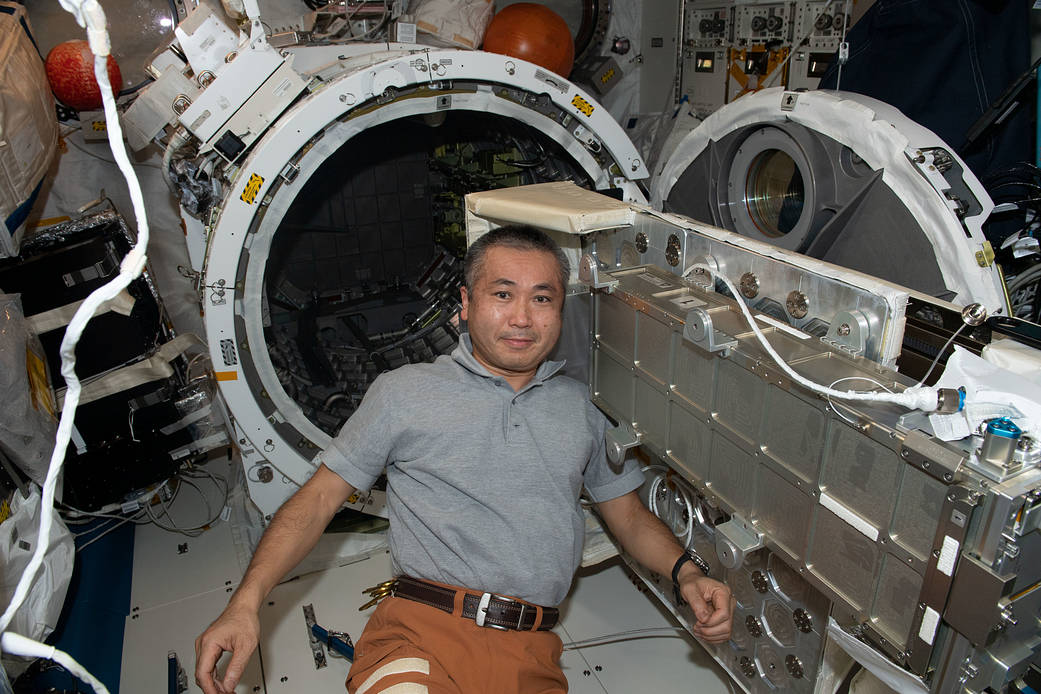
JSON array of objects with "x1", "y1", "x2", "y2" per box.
[{"x1": 345, "y1": 594, "x2": 567, "y2": 694}]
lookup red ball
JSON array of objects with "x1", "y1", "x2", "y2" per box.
[
  {"x1": 483, "y1": 3, "x2": 575, "y2": 78},
  {"x1": 45, "y1": 40, "x2": 122, "y2": 111}
]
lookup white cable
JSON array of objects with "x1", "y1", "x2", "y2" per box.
[
  {"x1": 645, "y1": 468, "x2": 697, "y2": 550},
  {"x1": 835, "y1": 0, "x2": 852, "y2": 91},
  {"x1": 916, "y1": 322, "x2": 968, "y2": 386},
  {"x1": 1, "y1": 632, "x2": 109, "y2": 693},
  {"x1": 77, "y1": 515, "x2": 139, "y2": 551},
  {"x1": 681, "y1": 263, "x2": 942, "y2": 411},
  {"x1": 561, "y1": 626, "x2": 688, "y2": 650},
  {"x1": 1, "y1": 3, "x2": 147, "y2": 691},
  {"x1": 826, "y1": 376, "x2": 893, "y2": 427}
]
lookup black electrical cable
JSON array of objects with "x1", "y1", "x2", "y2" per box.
[{"x1": 118, "y1": 76, "x2": 154, "y2": 97}]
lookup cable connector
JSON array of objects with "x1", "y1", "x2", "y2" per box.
[{"x1": 936, "y1": 387, "x2": 965, "y2": 415}]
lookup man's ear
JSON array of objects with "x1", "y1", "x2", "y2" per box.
[{"x1": 459, "y1": 285, "x2": 470, "y2": 322}]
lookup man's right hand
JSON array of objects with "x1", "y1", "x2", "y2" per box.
[
  {"x1": 195, "y1": 604, "x2": 260, "y2": 694},
  {"x1": 192, "y1": 465, "x2": 356, "y2": 693}
]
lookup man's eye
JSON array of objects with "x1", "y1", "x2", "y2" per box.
[
  {"x1": 534, "y1": 296, "x2": 552, "y2": 303},
  {"x1": 495, "y1": 291, "x2": 510, "y2": 299}
]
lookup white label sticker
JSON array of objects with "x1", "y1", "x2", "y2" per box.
[
  {"x1": 819, "y1": 492, "x2": 880, "y2": 542},
  {"x1": 671, "y1": 296, "x2": 704, "y2": 310},
  {"x1": 937, "y1": 535, "x2": 960, "y2": 576},
  {"x1": 918, "y1": 606, "x2": 940, "y2": 645},
  {"x1": 638, "y1": 272, "x2": 672, "y2": 288},
  {"x1": 396, "y1": 21, "x2": 417, "y2": 43}
]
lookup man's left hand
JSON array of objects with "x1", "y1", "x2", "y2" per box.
[{"x1": 678, "y1": 575, "x2": 735, "y2": 644}]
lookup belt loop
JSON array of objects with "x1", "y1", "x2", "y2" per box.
[
  {"x1": 532, "y1": 604, "x2": 543, "y2": 631},
  {"x1": 475, "y1": 592, "x2": 492, "y2": 627},
  {"x1": 514, "y1": 602, "x2": 528, "y2": 630}
]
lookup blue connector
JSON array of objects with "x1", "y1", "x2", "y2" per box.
[
  {"x1": 311, "y1": 623, "x2": 355, "y2": 660},
  {"x1": 986, "y1": 417, "x2": 1022, "y2": 439}
]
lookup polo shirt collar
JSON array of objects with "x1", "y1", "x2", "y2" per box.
[{"x1": 453, "y1": 333, "x2": 565, "y2": 386}]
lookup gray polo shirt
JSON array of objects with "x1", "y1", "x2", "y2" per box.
[{"x1": 320, "y1": 333, "x2": 643, "y2": 606}]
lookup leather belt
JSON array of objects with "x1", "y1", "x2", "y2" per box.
[{"x1": 392, "y1": 576, "x2": 559, "y2": 632}]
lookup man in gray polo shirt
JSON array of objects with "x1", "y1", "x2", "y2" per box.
[{"x1": 196, "y1": 225, "x2": 734, "y2": 694}]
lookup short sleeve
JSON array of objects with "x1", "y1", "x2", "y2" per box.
[
  {"x1": 319, "y1": 373, "x2": 399, "y2": 491},
  {"x1": 581, "y1": 402, "x2": 644, "y2": 503}
]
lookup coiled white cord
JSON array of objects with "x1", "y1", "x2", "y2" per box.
[
  {"x1": 644, "y1": 465, "x2": 696, "y2": 550},
  {"x1": 1, "y1": 2, "x2": 149, "y2": 690},
  {"x1": 682, "y1": 263, "x2": 942, "y2": 412}
]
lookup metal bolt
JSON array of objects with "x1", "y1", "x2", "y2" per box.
[
  {"x1": 961, "y1": 302, "x2": 987, "y2": 326},
  {"x1": 740, "y1": 272, "x2": 760, "y2": 298},
  {"x1": 786, "y1": 290, "x2": 809, "y2": 319},
  {"x1": 837, "y1": 323, "x2": 851, "y2": 336}
]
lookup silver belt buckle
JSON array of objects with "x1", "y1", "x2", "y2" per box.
[{"x1": 475, "y1": 592, "x2": 517, "y2": 630}]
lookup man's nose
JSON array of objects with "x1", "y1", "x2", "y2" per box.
[{"x1": 508, "y1": 301, "x2": 533, "y2": 327}]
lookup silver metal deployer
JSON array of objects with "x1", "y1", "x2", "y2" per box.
[{"x1": 464, "y1": 182, "x2": 1041, "y2": 694}]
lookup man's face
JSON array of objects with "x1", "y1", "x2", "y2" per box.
[{"x1": 460, "y1": 245, "x2": 564, "y2": 388}]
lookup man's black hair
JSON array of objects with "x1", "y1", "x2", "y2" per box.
[{"x1": 463, "y1": 225, "x2": 570, "y2": 293}]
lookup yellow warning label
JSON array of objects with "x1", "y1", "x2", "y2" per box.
[
  {"x1": 240, "y1": 173, "x2": 264, "y2": 205},
  {"x1": 600, "y1": 68, "x2": 616, "y2": 84},
  {"x1": 26, "y1": 344, "x2": 56, "y2": 418},
  {"x1": 214, "y1": 370, "x2": 239, "y2": 381},
  {"x1": 91, "y1": 120, "x2": 106, "y2": 132},
  {"x1": 571, "y1": 94, "x2": 594, "y2": 117}
]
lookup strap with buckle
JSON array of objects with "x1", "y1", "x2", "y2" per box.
[{"x1": 390, "y1": 576, "x2": 558, "y2": 631}]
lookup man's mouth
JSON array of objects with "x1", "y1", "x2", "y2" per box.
[{"x1": 501, "y1": 335, "x2": 536, "y2": 348}]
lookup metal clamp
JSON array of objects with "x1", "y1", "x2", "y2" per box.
[
  {"x1": 578, "y1": 253, "x2": 618, "y2": 292},
  {"x1": 823, "y1": 309, "x2": 871, "y2": 357},
  {"x1": 715, "y1": 515, "x2": 763, "y2": 569},
  {"x1": 606, "y1": 423, "x2": 641, "y2": 464},
  {"x1": 683, "y1": 307, "x2": 736, "y2": 356}
]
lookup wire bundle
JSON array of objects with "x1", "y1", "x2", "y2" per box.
[{"x1": 61, "y1": 466, "x2": 230, "y2": 551}]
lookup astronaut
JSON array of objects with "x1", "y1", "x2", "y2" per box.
[{"x1": 195, "y1": 225, "x2": 734, "y2": 694}]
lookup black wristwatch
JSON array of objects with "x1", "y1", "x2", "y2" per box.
[{"x1": 671, "y1": 549, "x2": 711, "y2": 604}]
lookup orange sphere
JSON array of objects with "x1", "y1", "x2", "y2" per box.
[
  {"x1": 45, "y1": 40, "x2": 122, "y2": 111},
  {"x1": 483, "y1": 3, "x2": 575, "y2": 78}
]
